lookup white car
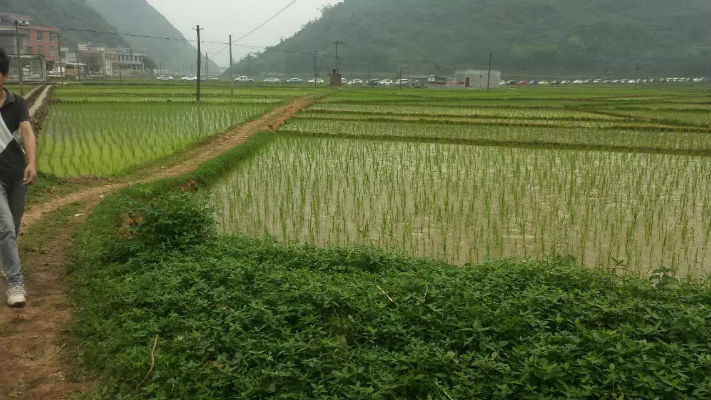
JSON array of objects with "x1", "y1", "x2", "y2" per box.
[
  {"x1": 235, "y1": 76, "x2": 254, "y2": 83},
  {"x1": 379, "y1": 79, "x2": 393, "y2": 86},
  {"x1": 155, "y1": 75, "x2": 174, "y2": 81},
  {"x1": 263, "y1": 77, "x2": 280, "y2": 84},
  {"x1": 395, "y1": 79, "x2": 410, "y2": 86},
  {"x1": 308, "y1": 78, "x2": 325, "y2": 84},
  {"x1": 349, "y1": 79, "x2": 364, "y2": 85},
  {"x1": 181, "y1": 75, "x2": 197, "y2": 81}
]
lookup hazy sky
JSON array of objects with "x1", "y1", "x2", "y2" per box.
[{"x1": 146, "y1": 0, "x2": 339, "y2": 69}]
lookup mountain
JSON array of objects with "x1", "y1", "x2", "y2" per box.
[
  {"x1": 0, "y1": 0, "x2": 217, "y2": 74},
  {"x1": 232, "y1": 0, "x2": 711, "y2": 77},
  {"x1": 0, "y1": 0, "x2": 129, "y2": 49},
  {"x1": 84, "y1": 0, "x2": 219, "y2": 74}
]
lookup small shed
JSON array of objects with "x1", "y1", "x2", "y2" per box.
[
  {"x1": 329, "y1": 69, "x2": 343, "y2": 86},
  {"x1": 455, "y1": 69, "x2": 501, "y2": 89}
]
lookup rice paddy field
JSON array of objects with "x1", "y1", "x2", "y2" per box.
[
  {"x1": 208, "y1": 86, "x2": 711, "y2": 278},
  {"x1": 60, "y1": 83, "x2": 709, "y2": 399},
  {"x1": 33, "y1": 83, "x2": 711, "y2": 277},
  {"x1": 37, "y1": 84, "x2": 312, "y2": 176}
]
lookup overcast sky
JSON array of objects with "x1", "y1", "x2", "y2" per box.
[{"x1": 146, "y1": 0, "x2": 339, "y2": 69}]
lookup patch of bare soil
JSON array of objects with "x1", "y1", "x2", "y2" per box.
[
  {"x1": 0, "y1": 202, "x2": 97, "y2": 399},
  {"x1": 0, "y1": 95, "x2": 314, "y2": 399}
]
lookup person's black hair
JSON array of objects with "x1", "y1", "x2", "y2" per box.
[{"x1": 0, "y1": 48, "x2": 9, "y2": 76}]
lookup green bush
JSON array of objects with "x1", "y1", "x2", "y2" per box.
[
  {"x1": 103, "y1": 192, "x2": 215, "y2": 262},
  {"x1": 71, "y1": 233, "x2": 711, "y2": 399}
]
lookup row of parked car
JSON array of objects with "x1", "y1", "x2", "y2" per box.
[
  {"x1": 234, "y1": 75, "x2": 422, "y2": 86},
  {"x1": 156, "y1": 75, "x2": 221, "y2": 81},
  {"x1": 501, "y1": 77, "x2": 708, "y2": 86},
  {"x1": 160, "y1": 74, "x2": 709, "y2": 86}
]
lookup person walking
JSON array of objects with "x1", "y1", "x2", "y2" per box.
[{"x1": 0, "y1": 49, "x2": 37, "y2": 307}]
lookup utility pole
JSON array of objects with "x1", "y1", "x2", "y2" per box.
[
  {"x1": 333, "y1": 40, "x2": 343, "y2": 71},
  {"x1": 75, "y1": 48, "x2": 81, "y2": 82},
  {"x1": 229, "y1": 34, "x2": 234, "y2": 96},
  {"x1": 399, "y1": 67, "x2": 403, "y2": 89},
  {"x1": 313, "y1": 50, "x2": 318, "y2": 88},
  {"x1": 634, "y1": 63, "x2": 639, "y2": 89},
  {"x1": 14, "y1": 20, "x2": 24, "y2": 95},
  {"x1": 194, "y1": 25, "x2": 202, "y2": 103},
  {"x1": 486, "y1": 53, "x2": 493, "y2": 91},
  {"x1": 56, "y1": 33, "x2": 63, "y2": 86}
]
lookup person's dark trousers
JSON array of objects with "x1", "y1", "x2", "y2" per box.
[{"x1": 0, "y1": 179, "x2": 25, "y2": 287}]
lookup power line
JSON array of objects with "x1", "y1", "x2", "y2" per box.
[
  {"x1": 56, "y1": 26, "x2": 225, "y2": 45},
  {"x1": 55, "y1": 25, "x2": 338, "y2": 60},
  {"x1": 235, "y1": 0, "x2": 296, "y2": 42}
]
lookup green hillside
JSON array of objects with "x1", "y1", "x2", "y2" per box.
[
  {"x1": 233, "y1": 0, "x2": 711, "y2": 77},
  {"x1": 0, "y1": 0, "x2": 217, "y2": 74},
  {"x1": 84, "y1": 0, "x2": 219, "y2": 74},
  {"x1": 0, "y1": 0, "x2": 128, "y2": 49}
]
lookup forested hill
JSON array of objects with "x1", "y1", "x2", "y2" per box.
[
  {"x1": 0, "y1": 0, "x2": 217, "y2": 74},
  {"x1": 0, "y1": 0, "x2": 129, "y2": 49},
  {"x1": 233, "y1": 0, "x2": 711, "y2": 76},
  {"x1": 84, "y1": 0, "x2": 219, "y2": 74}
]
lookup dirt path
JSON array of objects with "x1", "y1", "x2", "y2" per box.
[
  {"x1": 22, "y1": 96, "x2": 312, "y2": 227},
  {"x1": 28, "y1": 86, "x2": 51, "y2": 117},
  {"x1": 0, "y1": 95, "x2": 313, "y2": 399}
]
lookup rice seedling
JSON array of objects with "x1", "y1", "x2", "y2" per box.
[
  {"x1": 307, "y1": 102, "x2": 624, "y2": 120},
  {"x1": 282, "y1": 118, "x2": 711, "y2": 152},
  {"x1": 210, "y1": 135, "x2": 711, "y2": 278},
  {"x1": 39, "y1": 102, "x2": 273, "y2": 176}
]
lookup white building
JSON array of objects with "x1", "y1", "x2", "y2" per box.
[{"x1": 455, "y1": 69, "x2": 501, "y2": 89}]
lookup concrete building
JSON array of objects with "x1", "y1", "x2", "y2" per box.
[
  {"x1": 26, "y1": 24, "x2": 60, "y2": 63},
  {"x1": 114, "y1": 48, "x2": 147, "y2": 76},
  {"x1": 0, "y1": 13, "x2": 31, "y2": 55},
  {"x1": 0, "y1": 13, "x2": 48, "y2": 82},
  {"x1": 0, "y1": 13, "x2": 58, "y2": 62},
  {"x1": 455, "y1": 69, "x2": 501, "y2": 89},
  {"x1": 76, "y1": 43, "x2": 147, "y2": 77}
]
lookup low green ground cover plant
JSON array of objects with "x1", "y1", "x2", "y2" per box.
[{"x1": 70, "y1": 152, "x2": 711, "y2": 398}]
